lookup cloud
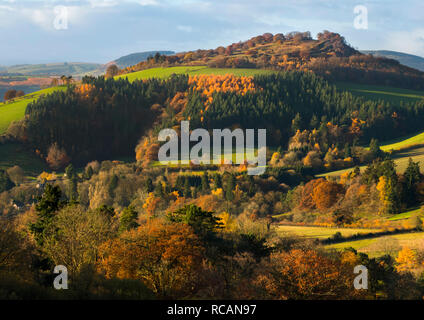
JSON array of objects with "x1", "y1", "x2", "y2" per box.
[
  {"x1": 177, "y1": 25, "x2": 192, "y2": 32},
  {"x1": 385, "y1": 29, "x2": 424, "y2": 56},
  {"x1": 0, "y1": 0, "x2": 423, "y2": 64}
]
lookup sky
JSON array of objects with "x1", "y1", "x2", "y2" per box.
[{"x1": 0, "y1": 0, "x2": 423, "y2": 65}]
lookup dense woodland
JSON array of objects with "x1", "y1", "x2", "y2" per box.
[
  {"x1": 1, "y1": 155, "x2": 424, "y2": 299},
  {"x1": 6, "y1": 71, "x2": 424, "y2": 173},
  {"x1": 2, "y1": 31, "x2": 424, "y2": 300}
]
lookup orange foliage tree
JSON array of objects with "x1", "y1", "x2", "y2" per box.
[
  {"x1": 255, "y1": 249, "x2": 366, "y2": 299},
  {"x1": 311, "y1": 179, "x2": 344, "y2": 210},
  {"x1": 97, "y1": 219, "x2": 205, "y2": 298}
]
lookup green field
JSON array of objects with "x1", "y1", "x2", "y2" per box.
[
  {"x1": 115, "y1": 66, "x2": 277, "y2": 82},
  {"x1": 335, "y1": 82, "x2": 424, "y2": 104},
  {"x1": 0, "y1": 143, "x2": 48, "y2": 176},
  {"x1": 0, "y1": 86, "x2": 66, "y2": 134},
  {"x1": 387, "y1": 208, "x2": 422, "y2": 221},
  {"x1": 325, "y1": 232, "x2": 424, "y2": 258},
  {"x1": 318, "y1": 145, "x2": 424, "y2": 178},
  {"x1": 380, "y1": 131, "x2": 424, "y2": 151},
  {"x1": 275, "y1": 225, "x2": 381, "y2": 239}
]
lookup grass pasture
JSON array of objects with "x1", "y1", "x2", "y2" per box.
[
  {"x1": 275, "y1": 225, "x2": 381, "y2": 239},
  {"x1": 325, "y1": 232, "x2": 424, "y2": 258},
  {"x1": 387, "y1": 208, "x2": 422, "y2": 221},
  {"x1": 380, "y1": 131, "x2": 424, "y2": 152},
  {"x1": 317, "y1": 144, "x2": 424, "y2": 178},
  {"x1": 0, "y1": 86, "x2": 66, "y2": 134},
  {"x1": 0, "y1": 143, "x2": 47, "y2": 176},
  {"x1": 115, "y1": 66, "x2": 277, "y2": 82},
  {"x1": 335, "y1": 82, "x2": 424, "y2": 104}
]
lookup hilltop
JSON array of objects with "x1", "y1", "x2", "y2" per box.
[{"x1": 121, "y1": 31, "x2": 424, "y2": 90}]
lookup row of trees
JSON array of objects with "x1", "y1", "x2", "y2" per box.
[
  {"x1": 3, "y1": 89, "x2": 24, "y2": 101},
  {"x1": 22, "y1": 75, "x2": 189, "y2": 165},
  {"x1": 11, "y1": 71, "x2": 424, "y2": 171},
  {"x1": 2, "y1": 181, "x2": 422, "y2": 300}
]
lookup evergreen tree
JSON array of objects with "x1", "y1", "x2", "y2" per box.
[
  {"x1": 403, "y1": 158, "x2": 421, "y2": 206},
  {"x1": 96, "y1": 205, "x2": 115, "y2": 220},
  {"x1": 167, "y1": 204, "x2": 223, "y2": 238},
  {"x1": 85, "y1": 166, "x2": 94, "y2": 180},
  {"x1": 201, "y1": 172, "x2": 210, "y2": 194},
  {"x1": 108, "y1": 174, "x2": 119, "y2": 197},
  {"x1": 119, "y1": 206, "x2": 139, "y2": 233},
  {"x1": 65, "y1": 164, "x2": 78, "y2": 201},
  {"x1": 29, "y1": 184, "x2": 65, "y2": 246},
  {"x1": 291, "y1": 113, "x2": 303, "y2": 134},
  {"x1": 225, "y1": 174, "x2": 235, "y2": 202},
  {"x1": 144, "y1": 177, "x2": 154, "y2": 193},
  {"x1": 0, "y1": 169, "x2": 15, "y2": 193},
  {"x1": 154, "y1": 181, "x2": 164, "y2": 197},
  {"x1": 214, "y1": 173, "x2": 222, "y2": 189},
  {"x1": 183, "y1": 177, "x2": 191, "y2": 198},
  {"x1": 309, "y1": 114, "x2": 319, "y2": 129},
  {"x1": 65, "y1": 164, "x2": 76, "y2": 179},
  {"x1": 369, "y1": 138, "x2": 382, "y2": 159}
]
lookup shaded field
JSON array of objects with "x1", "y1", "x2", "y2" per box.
[
  {"x1": 335, "y1": 82, "x2": 424, "y2": 104},
  {"x1": 275, "y1": 225, "x2": 381, "y2": 239},
  {"x1": 317, "y1": 145, "x2": 424, "y2": 178},
  {"x1": 115, "y1": 66, "x2": 277, "y2": 82},
  {"x1": 0, "y1": 143, "x2": 47, "y2": 176},
  {"x1": 387, "y1": 208, "x2": 422, "y2": 221},
  {"x1": 380, "y1": 131, "x2": 424, "y2": 151},
  {"x1": 325, "y1": 232, "x2": 424, "y2": 258},
  {"x1": 0, "y1": 86, "x2": 66, "y2": 134}
]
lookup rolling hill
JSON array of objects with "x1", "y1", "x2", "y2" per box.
[
  {"x1": 1, "y1": 62, "x2": 101, "y2": 76},
  {"x1": 0, "y1": 86, "x2": 66, "y2": 134},
  {"x1": 110, "y1": 51, "x2": 175, "y2": 69},
  {"x1": 361, "y1": 50, "x2": 424, "y2": 72},
  {"x1": 120, "y1": 31, "x2": 424, "y2": 91}
]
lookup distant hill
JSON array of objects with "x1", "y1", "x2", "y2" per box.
[
  {"x1": 109, "y1": 51, "x2": 175, "y2": 69},
  {"x1": 2, "y1": 62, "x2": 101, "y2": 76},
  {"x1": 361, "y1": 50, "x2": 424, "y2": 72}
]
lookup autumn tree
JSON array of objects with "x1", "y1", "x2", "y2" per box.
[
  {"x1": 257, "y1": 249, "x2": 366, "y2": 299},
  {"x1": 43, "y1": 205, "x2": 117, "y2": 275},
  {"x1": 6, "y1": 166, "x2": 25, "y2": 185},
  {"x1": 0, "y1": 218, "x2": 33, "y2": 275},
  {"x1": 311, "y1": 179, "x2": 344, "y2": 210},
  {"x1": 46, "y1": 143, "x2": 70, "y2": 170},
  {"x1": 97, "y1": 219, "x2": 205, "y2": 298},
  {"x1": 395, "y1": 247, "x2": 418, "y2": 274},
  {"x1": 4, "y1": 89, "x2": 17, "y2": 101},
  {"x1": 105, "y1": 64, "x2": 119, "y2": 78}
]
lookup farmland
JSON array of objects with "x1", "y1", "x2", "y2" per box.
[
  {"x1": 115, "y1": 66, "x2": 277, "y2": 82},
  {"x1": 335, "y1": 81, "x2": 424, "y2": 104},
  {"x1": 325, "y1": 232, "x2": 424, "y2": 258},
  {"x1": 0, "y1": 86, "x2": 65, "y2": 134},
  {"x1": 0, "y1": 143, "x2": 47, "y2": 176},
  {"x1": 275, "y1": 225, "x2": 382, "y2": 239},
  {"x1": 318, "y1": 144, "x2": 424, "y2": 178}
]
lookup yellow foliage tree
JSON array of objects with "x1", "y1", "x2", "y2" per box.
[{"x1": 395, "y1": 246, "x2": 418, "y2": 273}]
